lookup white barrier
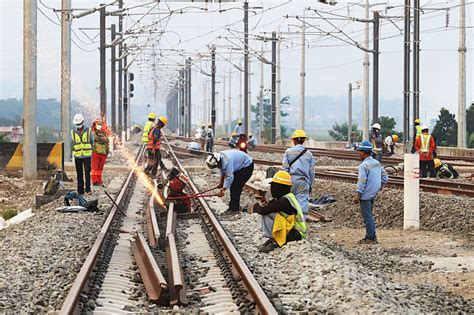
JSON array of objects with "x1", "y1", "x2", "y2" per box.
[{"x1": 403, "y1": 153, "x2": 420, "y2": 229}]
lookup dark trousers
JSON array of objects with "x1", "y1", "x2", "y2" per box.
[
  {"x1": 145, "y1": 149, "x2": 165, "y2": 176},
  {"x1": 420, "y1": 160, "x2": 436, "y2": 178},
  {"x1": 75, "y1": 157, "x2": 91, "y2": 194},
  {"x1": 229, "y1": 163, "x2": 254, "y2": 211},
  {"x1": 360, "y1": 199, "x2": 376, "y2": 240},
  {"x1": 206, "y1": 139, "x2": 214, "y2": 152}
]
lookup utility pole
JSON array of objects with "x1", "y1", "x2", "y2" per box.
[
  {"x1": 223, "y1": 74, "x2": 226, "y2": 134},
  {"x1": 271, "y1": 31, "x2": 277, "y2": 144},
  {"x1": 348, "y1": 83, "x2": 353, "y2": 147},
  {"x1": 372, "y1": 11, "x2": 380, "y2": 123},
  {"x1": 110, "y1": 24, "x2": 116, "y2": 132},
  {"x1": 239, "y1": 61, "x2": 242, "y2": 120},
  {"x1": 99, "y1": 4, "x2": 106, "y2": 118},
  {"x1": 458, "y1": 0, "x2": 467, "y2": 148},
  {"x1": 23, "y1": 0, "x2": 37, "y2": 179},
  {"x1": 118, "y1": 0, "x2": 123, "y2": 135},
  {"x1": 362, "y1": 0, "x2": 369, "y2": 140},
  {"x1": 413, "y1": 0, "x2": 420, "y2": 127},
  {"x1": 259, "y1": 43, "x2": 264, "y2": 144},
  {"x1": 228, "y1": 68, "x2": 232, "y2": 134},
  {"x1": 187, "y1": 58, "x2": 192, "y2": 138},
  {"x1": 299, "y1": 14, "x2": 306, "y2": 130},
  {"x1": 211, "y1": 47, "x2": 216, "y2": 131},
  {"x1": 61, "y1": 0, "x2": 71, "y2": 162},
  {"x1": 123, "y1": 45, "x2": 128, "y2": 140},
  {"x1": 403, "y1": 0, "x2": 411, "y2": 149},
  {"x1": 248, "y1": 57, "x2": 252, "y2": 133},
  {"x1": 180, "y1": 69, "x2": 185, "y2": 135},
  {"x1": 243, "y1": 1, "x2": 249, "y2": 134},
  {"x1": 184, "y1": 63, "x2": 188, "y2": 137},
  {"x1": 276, "y1": 31, "x2": 281, "y2": 142}
]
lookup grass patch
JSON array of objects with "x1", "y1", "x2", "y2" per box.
[{"x1": 0, "y1": 208, "x2": 18, "y2": 220}]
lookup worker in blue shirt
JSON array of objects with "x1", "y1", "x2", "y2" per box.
[
  {"x1": 353, "y1": 140, "x2": 388, "y2": 244},
  {"x1": 234, "y1": 119, "x2": 243, "y2": 136},
  {"x1": 206, "y1": 150, "x2": 254, "y2": 214},
  {"x1": 282, "y1": 129, "x2": 315, "y2": 221},
  {"x1": 248, "y1": 133, "x2": 257, "y2": 149}
]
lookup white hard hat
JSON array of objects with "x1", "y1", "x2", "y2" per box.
[
  {"x1": 206, "y1": 153, "x2": 221, "y2": 168},
  {"x1": 372, "y1": 123, "x2": 381, "y2": 130},
  {"x1": 421, "y1": 125, "x2": 429, "y2": 131},
  {"x1": 73, "y1": 114, "x2": 84, "y2": 125}
]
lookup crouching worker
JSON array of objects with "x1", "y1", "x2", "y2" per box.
[
  {"x1": 434, "y1": 158, "x2": 459, "y2": 179},
  {"x1": 253, "y1": 171, "x2": 306, "y2": 253}
]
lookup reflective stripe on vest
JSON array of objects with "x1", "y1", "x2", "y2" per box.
[
  {"x1": 420, "y1": 134, "x2": 431, "y2": 153},
  {"x1": 142, "y1": 121, "x2": 153, "y2": 143},
  {"x1": 71, "y1": 128, "x2": 92, "y2": 158},
  {"x1": 147, "y1": 126, "x2": 161, "y2": 150},
  {"x1": 280, "y1": 192, "x2": 307, "y2": 238}
]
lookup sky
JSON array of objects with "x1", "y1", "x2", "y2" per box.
[{"x1": 0, "y1": 0, "x2": 472, "y2": 128}]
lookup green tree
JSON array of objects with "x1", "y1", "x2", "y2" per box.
[
  {"x1": 37, "y1": 126, "x2": 60, "y2": 143},
  {"x1": 467, "y1": 103, "x2": 474, "y2": 147},
  {"x1": 0, "y1": 134, "x2": 8, "y2": 142},
  {"x1": 372, "y1": 116, "x2": 398, "y2": 137},
  {"x1": 329, "y1": 122, "x2": 362, "y2": 141},
  {"x1": 251, "y1": 96, "x2": 290, "y2": 142},
  {"x1": 432, "y1": 107, "x2": 458, "y2": 147}
]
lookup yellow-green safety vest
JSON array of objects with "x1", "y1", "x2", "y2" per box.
[
  {"x1": 71, "y1": 128, "x2": 92, "y2": 158},
  {"x1": 280, "y1": 192, "x2": 307, "y2": 238},
  {"x1": 142, "y1": 121, "x2": 154, "y2": 143},
  {"x1": 420, "y1": 134, "x2": 431, "y2": 153},
  {"x1": 415, "y1": 125, "x2": 422, "y2": 138}
]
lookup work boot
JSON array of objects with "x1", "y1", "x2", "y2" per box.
[
  {"x1": 358, "y1": 238, "x2": 378, "y2": 245},
  {"x1": 258, "y1": 239, "x2": 279, "y2": 253}
]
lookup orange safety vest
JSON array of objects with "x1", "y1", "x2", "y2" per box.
[{"x1": 147, "y1": 126, "x2": 162, "y2": 150}]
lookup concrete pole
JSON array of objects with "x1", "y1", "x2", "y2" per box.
[
  {"x1": 23, "y1": 0, "x2": 37, "y2": 179},
  {"x1": 348, "y1": 83, "x2": 352, "y2": 146},
  {"x1": 413, "y1": 0, "x2": 420, "y2": 126},
  {"x1": 362, "y1": 0, "x2": 369, "y2": 140},
  {"x1": 61, "y1": 0, "x2": 71, "y2": 162},
  {"x1": 271, "y1": 31, "x2": 277, "y2": 144},
  {"x1": 99, "y1": 4, "x2": 106, "y2": 118},
  {"x1": 403, "y1": 153, "x2": 420, "y2": 229},
  {"x1": 299, "y1": 14, "x2": 306, "y2": 130},
  {"x1": 228, "y1": 68, "x2": 232, "y2": 134},
  {"x1": 372, "y1": 11, "x2": 380, "y2": 123},
  {"x1": 239, "y1": 61, "x2": 243, "y2": 120},
  {"x1": 248, "y1": 57, "x2": 252, "y2": 134},
  {"x1": 276, "y1": 32, "x2": 281, "y2": 142},
  {"x1": 243, "y1": 1, "x2": 249, "y2": 134},
  {"x1": 203, "y1": 80, "x2": 207, "y2": 124},
  {"x1": 259, "y1": 44, "x2": 264, "y2": 143},
  {"x1": 117, "y1": 0, "x2": 123, "y2": 135},
  {"x1": 111, "y1": 24, "x2": 116, "y2": 133},
  {"x1": 403, "y1": 0, "x2": 411, "y2": 149},
  {"x1": 223, "y1": 74, "x2": 226, "y2": 134},
  {"x1": 211, "y1": 48, "x2": 216, "y2": 131},
  {"x1": 457, "y1": 0, "x2": 467, "y2": 148},
  {"x1": 187, "y1": 58, "x2": 192, "y2": 137}
]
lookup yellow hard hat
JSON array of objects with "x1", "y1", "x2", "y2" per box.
[
  {"x1": 434, "y1": 158, "x2": 441, "y2": 168},
  {"x1": 237, "y1": 119, "x2": 242, "y2": 124},
  {"x1": 249, "y1": 133, "x2": 253, "y2": 137},
  {"x1": 392, "y1": 134, "x2": 399, "y2": 142},
  {"x1": 201, "y1": 123, "x2": 205, "y2": 127},
  {"x1": 231, "y1": 131, "x2": 237, "y2": 136},
  {"x1": 291, "y1": 129, "x2": 307, "y2": 139},
  {"x1": 148, "y1": 112, "x2": 157, "y2": 120},
  {"x1": 158, "y1": 116, "x2": 168, "y2": 125},
  {"x1": 272, "y1": 171, "x2": 292, "y2": 186},
  {"x1": 415, "y1": 119, "x2": 421, "y2": 124}
]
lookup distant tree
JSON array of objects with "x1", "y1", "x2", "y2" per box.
[
  {"x1": 37, "y1": 126, "x2": 60, "y2": 143},
  {"x1": 432, "y1": 107, "x2": 458, "y2": 147},
  {"x1": 329, "y1": 122, "x2": 362, "y2": 142},
  {"x1": 251, "y1": 96, "x2": 290, "y2": 142},
  {"x1": 0, "y1": 134, "x2": 8, "y2": 142},
  {"x1": 372, "y1": 116, "x2": 398, "y2": 137},
  {"x1": 467, "y1": 103, "x2": 474, "y2": 148}
]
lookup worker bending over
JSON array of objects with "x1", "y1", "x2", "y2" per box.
[
  {"x1": 282, "y1": 130, "x2": 315, "y2": 221},
  {"x1": 253, "y1": 171, "x2": 306, "y2": 253},
  {"x1": 434, "y1": 158, "x2": 459, "y2": 179},
  {"x1": 206, "y1": 150, "x2": 254, "y2": 214},
  {"x1": 353, "y1": 141, "x2": 388, "y2": 244},
  {"x1": 144, "y1": 116, "x2": 167, "y2": 177},
  {"x1": 142, "y1": 113, "x2": 156, "y2": 143},
  {"x1": 383, "y1": 134, "x2": 398, "y2": 156},
  {"x1": 414, "y1": 125, "x2": 437, "y2": 178}
]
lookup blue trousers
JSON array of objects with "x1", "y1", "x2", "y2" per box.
[
  {"x1": 360, "y1": 199, "x2": 376, "y2": 240},
  {"x1": 291, "y1": 179, "x2": 310, "y2": 221}
]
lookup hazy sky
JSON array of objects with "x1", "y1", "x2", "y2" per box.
[{"x1": 0, "y1": 0, "x2": 472, "y2": 126}]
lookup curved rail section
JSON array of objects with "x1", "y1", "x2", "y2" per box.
[{"x1": 164, "y1": 136, "x2": 278, "y2": 314}]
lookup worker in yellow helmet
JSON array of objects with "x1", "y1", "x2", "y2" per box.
[
  {"x1": 142, "y1": 113, "x2": 156, "y2": 143},
  {"x1": 383, "y1": 134, "x2": 399, "y2": 156},
  {"x1": 144, "y1": 116, "x2": 168, "y2": 176},
  {"x1": 281, "y1": 129, "x2": 315, "y2": 221},
  {"x1": 252, "y1": 170, "x2": 307, "y2": 253}
]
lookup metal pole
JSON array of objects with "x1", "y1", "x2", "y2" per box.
[
  {"x1": 458, "y1": 0, "x2": 467, "y2": 148},
  {"x1": 243, "y1": 1, "x2": 249, "y2": 134},
  {"x1": 187, "y1": 58, "x2": 192, "y2": 138},
  {"x1": 259, "y1": 43, "x2": 264, "y2": 143},
  {"x1": 276, "y1": 31, "x2": 281, "y2": 141},
  {"x1": 403, "y1": 0, "x2": 411, "y2": 149},
  {"x1": 362, "y1": 0, "x2": 370, "y2": 140},
  {"x1": 111, "y1": 24, "x2": 116, "y2": 132},
  {"x1": 223, "y1": 74, "x2": 226, "y2": 134},
  {"x1": 211, "y1": 47, "x2": 216, "y2": 131},
  {"x1": 239, "y1": 61, "x2": 242, "y2": 120},
  {"x1": 100, "y1": 4, "x2": 106, "y2": 118},
  {"x1": 23, "y1": 0, "x2": 37, "y2": 179},
  {"x1": 372, "y1": 11, "x2": 380, "y2": 123},
  {"x1": 299, "y1": 14, "x2": 306, "y2": 130},
  {"x1": 228, "y1": 68, "x2": 232, "y2": 134},
  {"x1": 61, "y1": 0, "x2": 71, "y2": 162},
  {"x1": 413, "y1": 0, "x2": 420, "y2": 128},
  {"x1": 123, "y1": 48, "x2": 128, "y2": 140},
  {"x1": 117, "y1": 0, "x2": 123, "y2": 135},
  {"x1": 348, "y1": 83, "x2": 353, "y2": 146},
  {"x1": 271, "y1": 31, "x2": 277, "y2": 144},
  {"x1": 248, "y1": 57, "x2": 252, "y2": 133}
]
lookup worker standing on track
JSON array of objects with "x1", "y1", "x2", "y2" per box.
[
  {"x1": 282, "y1": 129, "x2": 315, "y2": 221},
  {"x1": 142, "y1": 113, "x2": 156, "y2": 143},
  {"x1": 383, "y1": 134, "x2": 398, "y2": 156},
  {"x1": 206, "y1": 150, "x2": 254, "y2": 214},
  {"x1": 71, "y1": 113, "x2": 93, "y2": 195},
  {"x1": 353, "y1": 141, "x2": 388, "y2": 245},
  {"x1": 411, "y1": 119, "x2": 423, "y2": 153},
  {"x1": 234, "y1": 119, "x2": 243, "y2": 136},
  {"x1": 248, "y1": 133, "x2": 257, "y2": 149},
  {"x1": 206, "y1": 123, "x2": 214, "y2": 152},
  {"x1": 415, "y1": 125, "x2": 437, "y2": 178},
  {"x1": 91, "y1": 118, "x2": 109, "y2": 187},
  {"x1": 144, "y1": 116, "x2": 167, "y2": 177},
  {"x1": 199, "y1": 124, "x2": 206, "y2": 151},
  {"x1": 370, "y1": 123, "x2": 383, "y2": 162},
  {"x1": 253, "y1": 171, "x2": 306, "y2": 253}
]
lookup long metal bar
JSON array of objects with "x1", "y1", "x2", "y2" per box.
[
  {"x1": 61, "y1": 0, "x2": 71, "y2": 162},
  {"x1": 100, "y1": 4, "x2": 106, "y2": 117},
  {"x1": 403, "y1": 0, "x2": 411, "y2": 148}
]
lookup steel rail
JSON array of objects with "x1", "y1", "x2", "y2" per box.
[
  {"x1": 60, "y1": 144, "x2": 145, "y2": 315},
  {"x1": 146, "y1": 179, "x2": 160, "y2": 247},
  {"x1": 163, "y1": 136, "x2": 278, "y2": 314}
]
